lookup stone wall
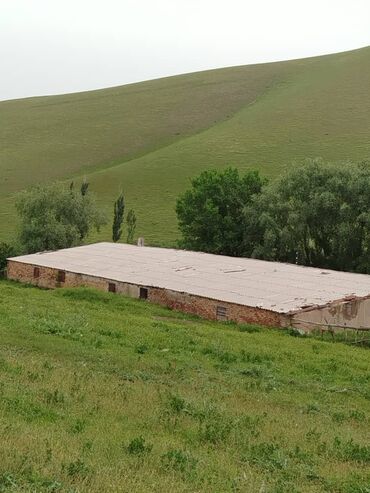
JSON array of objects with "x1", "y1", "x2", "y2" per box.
[{"x1": 7, "y1": 260, "x2": 285, "y2": 328}]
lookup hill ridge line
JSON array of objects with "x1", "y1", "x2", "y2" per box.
[
  {"x1": 1, "y1": 46, "x2": 369, "y2": 243},
  {"x1": 2, "y1": 45, "x2": 368, "y2": 104}
]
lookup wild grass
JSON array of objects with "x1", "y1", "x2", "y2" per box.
[
  {"x1": 0, "y1": 280, "x2": 369, "y2": 492},
  {"x1": 1, "y1": 46, "x2": 369, "y2": 244}
]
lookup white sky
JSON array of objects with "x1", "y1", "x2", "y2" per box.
[{"x1": 1, "y1": 0, "x2": 369, "y2": 101}]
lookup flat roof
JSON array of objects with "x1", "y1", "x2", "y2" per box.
[{"x1": 9, "y1": 242, "x2": 370, "y2": 314}]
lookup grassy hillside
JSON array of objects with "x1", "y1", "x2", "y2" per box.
[
  {"x1": 0, "y1": 281, "x2": 369, "y2": 492},
  {"x1": 1, "y1": 47, "x2": 369, "y2": 244}
]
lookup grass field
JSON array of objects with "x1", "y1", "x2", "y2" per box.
[
  {"x1": 1, "y1": 46, "x2": 370, "y2": 244},
  {"x1": 0, "y1": 280, "x2": 369, "y2": 492}
]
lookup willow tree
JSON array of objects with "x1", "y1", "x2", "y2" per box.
[
  {"x1": 251, "y1": 160, "x2": 370, "y2": 273},
  {"x1": 16, "y1": 182, "x2": 106, "y2": 253}
]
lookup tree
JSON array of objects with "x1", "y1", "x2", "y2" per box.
[
  {"x1": 126, "y1": 209, "x2": 137, "y2": 244},
  {"x1": 251, "y1": 160, "x2": 370, "y2": 273},
  {"x1": 0, "y1": 242, "x2": 16, "y2": 271},
  {"x1": 16, "y1": 182, "x2": 106, "y2": 253},
  {"x1": 176, "y1": 168, "x2": 266, "y2": 256},
  {"x1": 112, "y1": 193, "x2": 125, "y2": 242},
  {"x1": 175, "y1": 161, "x2": 370, "y2": 273},
  {"x1": 80, "y1": 179, "x2": 89, "y2": 196}
]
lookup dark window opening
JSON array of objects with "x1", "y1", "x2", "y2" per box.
[
  {"x1": 33, "y1": 267, "x2": 40, "y2": 278},
  {"x1": 140, "y1": 287, "x2": 148, "y2": 300},
  {"x1": 216, "y1": 306, "x2": 227, "y2": 320},
  {"x1": 108, "y1": 282, "x2": 116, "y2": 293},
  {"x1": 57, "y1": 270, "x2": 65, "y2": 283}
]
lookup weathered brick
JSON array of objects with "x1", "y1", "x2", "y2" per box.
[{"x1": 7, "y1": 260, "x2": 285, "y2": 327}]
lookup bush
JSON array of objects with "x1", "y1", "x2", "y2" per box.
[
  {"x1": 0, "y1": 242, "x2": 17, "y2": 271},
  {"x1": 333, "y1": 437, "x2": 370, "y2": 463},
  {"x1": 66, "y1": 459, "x2": 89, "y2": 477},
  {"x1": 161, "y1": 449, "x2": 197, "y2": 473},
  {"x1": 127, "y1": 436, "x2": 152, "y2": 455}
]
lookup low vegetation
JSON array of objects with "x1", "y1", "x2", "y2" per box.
[
  {"x1": 0, "y1": 242, "x2": 16, "y2": 272},
  {"x1": 0, "y1": 281, "x2": 369, "y2": 492}
]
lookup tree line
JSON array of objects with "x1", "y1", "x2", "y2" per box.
[
  {"x1": 176, "y1": 160, "x2": 370, "y2": 273},
  {"x1": 1, "y1": 160, "x2": 369, "y2": 275},
  {"x1": 0, "y1": 181, "x2": 137, "y2": 270}
]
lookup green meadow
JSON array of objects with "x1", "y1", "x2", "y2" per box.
[
  {"x1": 0, "y1": 281, "x2": 369, "y2": 492},
  {"x1": 1, "y1": 46, "x2": 369, "y2": 245}
]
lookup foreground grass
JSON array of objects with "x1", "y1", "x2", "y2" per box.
[
  {"x1": 1, "y1": 46, "x2": 370, "y2": 244},
  {"x1": 0, "y1": 281, "x2": 369, "y2": 492}
]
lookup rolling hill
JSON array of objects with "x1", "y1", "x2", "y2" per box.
[
  {"x1": 1, "y1": 280, "x2": 369, "y2": 492},
  {"x1": 1, "y1": 46, "x2": 369, "y2": 245}
]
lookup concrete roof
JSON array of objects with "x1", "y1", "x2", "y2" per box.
[{"x1": 9, "y1": 242, "x2": 370, "y2": 314}]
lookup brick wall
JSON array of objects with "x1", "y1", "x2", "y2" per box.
[
  {"x1": 148, "y1": 287, "x2": 284, "y2": 326},
  {"x1": 7, "y1": 260, "x2": 285, "y2": 328},
  {"x1": 7, "y1": 260, "x2": 140, "y2": 297}
]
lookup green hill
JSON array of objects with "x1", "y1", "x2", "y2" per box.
[
  {"x1": 1, "y1": 46, "x2": 369, "y2": 244},
  {"x1": 1, "y1": 280, "x2": 369, "y2": 492}
]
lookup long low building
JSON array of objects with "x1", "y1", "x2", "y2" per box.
[{"x1": 7, "y1": 242, "x2": 370, "y2": 331}]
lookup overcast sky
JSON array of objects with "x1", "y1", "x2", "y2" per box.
[{"x1": 1, "y1": 0, "x2": 369, "y2": 101}]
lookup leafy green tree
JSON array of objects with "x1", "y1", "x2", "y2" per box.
[
  {"x1": 176, "y1": 168, "x2": 266, "y2": 256},
  {"x1": 16, "y1": 183, "x2": 106, "y2": 253},
  {"x1": 112, "y1": 193, "x2": 125, "y2": 242},
  {"x1": 126, "y1": 209, "x2": 137, "y2": 244},
  {"x1": 176, "y1": 161, "x2": 370, "y2": 273},
  {"x1": 251, "y1": 160, "x2": 370, "y2": 272},
  {"x1": 80, "y1": 179, "x2": 89, "y2": 196}
]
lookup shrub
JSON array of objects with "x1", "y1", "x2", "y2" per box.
[
  {"x1": 238, "y1": 324, "x2": 261, "y2": 333},
  {"x1": 199, "y1": 416, "x2": 232, "y2": 444},
  {"x1": 127, "y1": 436, "x2": 152, "y2": 455},
  {"x1": 135, "y1": 344, "x2": 148, "y2": 354},
  {"x1": 161, "y1": 449, "x2": 197, "y2": 473},
  {"x1": 43, "y1": 389, "x2": 65, "y2": 405},
  {"x1": 167, "y1": 394, "x2": 187, "y2": 415},
  {"x1": 201, "y1": 346, "x2": 238, "y2": 364},
  {"x1": 71, "y1": 418, "x2": 87, "y2": 434},
  {"x1": 0, "y1": 242, "x2": 16, "y2": 271},
  {"x1": 246, "y1": 442, "x2": 288, "y2": 471},
  {"x1": 66, "y1": 459, "x2": 89, "y2": 478},
  {"x1": 333, "y1": 437, "x2": 370, "y2": 463}
]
